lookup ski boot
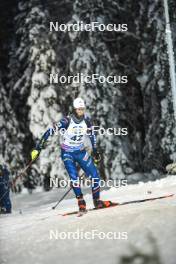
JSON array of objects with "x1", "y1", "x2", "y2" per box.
[
  {"x1": 0, "y1": 207, "x2": 11, "y2": 214},
  {"x1": 93, "y1": 199, "x2": 115, "y2": 209},
  {"x1": 77, "y1": 195, "x2": 87, "y2": 213}
]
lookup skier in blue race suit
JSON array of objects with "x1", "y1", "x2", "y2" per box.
[
  {"x1": 31, "y1": 98, "x2": 113, "y2": 212},
  {"x1": 0, "y1": 164, "x2": 12, "y2": 214}
]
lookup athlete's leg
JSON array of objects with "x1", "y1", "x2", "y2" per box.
[
  {"x1": 61, "y1": 150, "x2": 82, "y2": 198},
  {"x1": 75, "y1": 152, "x2": 113, "y2": 208},
  {"x1": 75, "y1": 150, "x2": 100, "y2": 200},
  {"x1": 2, "y1": 191, "x2": 11, "y2": 213}
]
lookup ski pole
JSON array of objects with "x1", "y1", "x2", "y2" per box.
[
  {"x1": 51, "y1": 169, "x2": 87, "y2": 210},
  {"x1": 13, "y1": 160, "x2": 34, "y2": 186},
  {"x1": 52, "y1": 186, "x2": 72, "y2": 210}
]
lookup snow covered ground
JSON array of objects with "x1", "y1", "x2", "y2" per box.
[{"x1": 0, "y1": 175, "x2": 176, "y2": 264}]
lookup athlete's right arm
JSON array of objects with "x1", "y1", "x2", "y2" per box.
[{"x1": 31, "y1": 117, "x2": 69, "y2": 161}]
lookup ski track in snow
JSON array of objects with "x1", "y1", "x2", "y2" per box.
[{"x1": 0, "y1": 176, "x2": 176, "y2": 264}]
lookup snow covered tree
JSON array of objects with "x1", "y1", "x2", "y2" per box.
[
  {"x1": 135, "y1": 0, "x2": 176, "y2": 172},
  {"x1": 0, "y1": 73, "x2": 24, "y2": 174},
  {"x1": 7, "y1": 1, "x2": 35, "y2": 159},
  {"x1": 7, "y1": 0, "x2": 67, "y2": 190},
  {"x1": 25, "y1": 0, "x2": 65, "y2": 182}
]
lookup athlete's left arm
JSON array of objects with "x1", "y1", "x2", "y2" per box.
[{"x1": 84, "y1": 116, "x2": 97, "y2": 152}]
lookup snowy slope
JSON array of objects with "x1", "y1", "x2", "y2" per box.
[{"x1": 0, "y1": 176, "x2": 176, "y2": 264}]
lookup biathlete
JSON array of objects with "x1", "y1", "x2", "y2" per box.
[{"x1": 31, "y1": 98, "x2": 113, "y2": 212}]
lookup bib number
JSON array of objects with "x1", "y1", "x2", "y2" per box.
[{"x1": 70, "y1": 135, "x2": 83, "y2": 142}]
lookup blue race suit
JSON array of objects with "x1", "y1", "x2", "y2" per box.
[
  {"x1": 0, "y1": 166, "x2": 12, "y2": 213},
  {"x1": 36, "y1": 114, "x2": 100, "y2": 199}
]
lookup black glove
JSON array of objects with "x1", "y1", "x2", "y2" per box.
[{"x1": 93, "y1": 150, "x2": 101, "y2": 163}]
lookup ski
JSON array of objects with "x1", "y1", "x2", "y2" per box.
[
  {"x1": 59, "y1": 194, "x2": 174, "y2": 217},
  {"x1": 77, "y1": 210, "x2": 88, "y2": 217},
  {"x1": 60, "y1": 202, "x2": 119, "y2": 217}
]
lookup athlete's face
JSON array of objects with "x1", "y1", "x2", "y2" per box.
[{"x1": 75, "y1": 107, "x2": 85, "y2": 117}]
